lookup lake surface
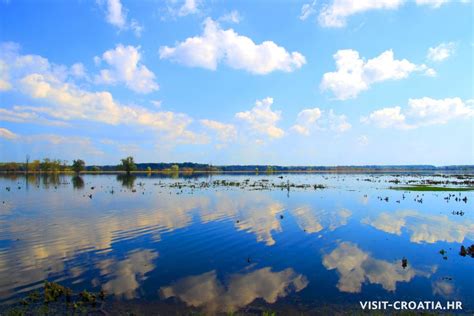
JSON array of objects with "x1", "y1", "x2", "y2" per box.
[{"x1": 0, "y1": 173, "x2": 473, "y2": 314}]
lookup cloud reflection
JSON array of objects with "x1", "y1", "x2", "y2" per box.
[
  {"x1": 323, "y1": 242, "x2": 435, "y2": 293},
  {"x1": 292, "y1": 206, "x2": 351, "y2": 234},
  {"x1": 362, "y1": 210, "x2": 474, "y2": 243},
  {"x1": 96, "y1": 249, "x2": 158, "y2": 299},
  {"x1": 160, "y1": 267, "x2": 308, "y2": 313}
]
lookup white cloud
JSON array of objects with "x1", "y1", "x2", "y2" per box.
[
  {"x1": 0, "y1": 107, "x2": 70, "y2": 126},
  {"x1": 415, "y1": 0, "x2": 450, "y2": 8},
  {"x1": 407, "y1": 97, "x2": 474, "y2": 125},
  {"x1": 299, "y1": 1, "x2": 317, "y2": 21},
  {"x1": 159, "y1": 18, "x2": 306, "y2": 75},
  {"x1": 0, "y1": 60, "x2": 12, "y2": 91},
  {"x1": 0, "y1": 43, "x2": 203, "y2": 144},
  {"x1": 292, "y1": 108, "x2": 351, "y2": 135},
  {"x1": 200, "y1": 119, "x2": 237, "y2": 143},
  {"x1": 327, "y1": 109, "x2": 352, "y2": 132},
  {"x1": 318, "y1": 0, "x2": 404, "y2": 28},
  {"x1": 361, "y1": 106, "x2": 410, "y2": 129},
  {"x1": 291, "y1": 108, "x2": 322, "y2": 135},
  {"x1": 105, "y1": 0, "x2": 126, "y2": 28},
  {"x1": 150, "y1": 100, "x2": 162, "y2": 108},
  {"x1": 164, "y1": 0, "x2": 201, "y2": 18},
  {"x1": 235, "y1": 97, "x2": 284, "y2": 139},
  {"x1": 0, "y1": 129, "x2": 105, "y2": 156},
  {"x1": 318, "y1": 0, "x2": 455, "y2": 28},
  {"x1": 129, "y1": 20, "x2": 144, "y2": 37},
  {"x1": 103, "y1": 0, "x2": 143, "y2": 36},
  {"x1": 219, "y1": 10, "x2": 241, "y2": 24},
  {"x1": 179, "y1": 0, "x2": 200, "y2": 16},
  {"x1": 321, "y1": 49, "x2": 434, "y2": 100},
  {"x1": 0, "y1": 127, "x2": 18, "y2": 140},
  {"x1": 427, "y1": 42, "x2": 456, "y2": 62},
  {"x1": 95, "y1": 44, "x2": 159, "y2": 94},
  {"x1": 70, "y1": 63, "x2": 87, "y2": 79},
  {"x1": 362, "y1": 97, "x2": 474, "y2": 129}
]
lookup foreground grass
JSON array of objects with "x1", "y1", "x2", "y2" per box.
[{"x1": 390, "y1": 185, "x2": 474, "y2": 191}]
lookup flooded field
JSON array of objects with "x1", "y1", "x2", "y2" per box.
[{"x1": 0, "y1": 173, "x2": 473, "y2": 315}]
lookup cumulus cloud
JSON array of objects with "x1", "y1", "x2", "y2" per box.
[
  {"x1": 318, "y1": 0, "x2": 404, "y2": 28},
  {"x1": 103, "y1": 0, "x2": 143, "y2": 36},
  {"x1": 291, "y1": 108, "x2": 351, "y2": 135},
  {"x1": 160, "y1": 267, "x2": 308, "y2": 313},
  {"x1": 235, "y1": 97, "x2": 284, "y2": 139},
  {"x1": 361, "y1": 97, "x2": 474, "y2": 129},
  {"x1": 361, "y1": 106, "x2": 410, "y2": 129},
  {"x1": 291, "y1": 108, "x2": 322, "y2": 135},
  {"x1": 159, "y1": 18, "x2": 306, "y2": 74},
  {"x1": 95, "y1": 44, "x2": 159, "y2": 94},
  {"x1": 200, "y1": 119, "x2": 237, "y2": 144},
  {"x1": 321, "y1": 49, "x2": 434, "y2": 100},
  {"x1": 0, "y1": 127, "x2": 18, "y2": 140},
  {"x1": 427, "y1": 42, "x2": 456, "y2": 62},
  {"x1": 318, "y1": 0, "x2": 456, "y2": 28},
  {"x1": 0, "y1": 42, "x2": 203, "y2": 144},
  {"x1": 323, "y1": 242, "x2": 434, "y2": 293}
]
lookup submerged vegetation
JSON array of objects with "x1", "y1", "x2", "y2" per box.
[
  {"x1": 2, "y1": 281, "x2": 106, "y2": 316},
  {"x1": 119, "y1": 156, "x2": 137, "y2": 175},
  {"x1": 390, "y1": 185, "x2": 474, "y2": 191},
  {"x1": 72, "y1": 159, "x2": 85, "y2": 174}
]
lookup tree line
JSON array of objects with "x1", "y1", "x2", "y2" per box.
[{"x1": 1, "y1": 157, "x2": 473, "y2": 173}]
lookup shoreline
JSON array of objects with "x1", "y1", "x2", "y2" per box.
[{"x1": 1, "y1": 169, "x2": 474, "y2": 175}]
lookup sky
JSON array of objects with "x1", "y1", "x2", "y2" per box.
[{"x1": 0, "y1": 0, "x2": 473, "y2": 166}]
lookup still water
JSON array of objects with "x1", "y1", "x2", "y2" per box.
[{"x1": 0, "y1": 173, "x2": 473, "y2": 314}]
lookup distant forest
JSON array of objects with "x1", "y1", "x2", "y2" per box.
[
  {"x1": 0, "y1": 158, "x2": 473, "y2": 173},
  {"x1": 92, "y1": 163, "x2": 474, "y2": 172}
]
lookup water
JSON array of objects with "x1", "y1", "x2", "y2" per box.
[{"x1": 0, "y1": 173, "x2": 473, "y2": 314}]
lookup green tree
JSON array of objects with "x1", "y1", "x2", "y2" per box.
[
  {"x1": 72, "y1": 159, "x2": 85, "y2": 174},
  {"x1": 170, "y1": 164, "x2": 179, "y2": 173},
  {"x1": 40, "y1": 158, "x2": 52, "y2": 172},
  {"x1": 146, "y1": 166, "x2": 152, "y2": 173},
  {"x1": 30, "y1": 160, "x2": 40, "y2": 172},
  {"x1": 120, "y1": 156, "x2": 137, "y2": 175}
]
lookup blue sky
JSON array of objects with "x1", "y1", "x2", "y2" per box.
[{"x1": 0, "y1": 0, "x2": 472, "y2": 165}]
